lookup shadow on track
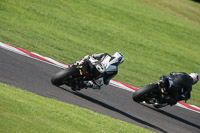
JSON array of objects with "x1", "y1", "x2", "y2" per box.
[
  {"x1": 140, "y1": 103, "x2": 200, "y2": 130},
  {"x1": 59, "y1": 87, "x2": 167, "y2": 133}
]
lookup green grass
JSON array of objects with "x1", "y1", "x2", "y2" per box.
[
  {"x1": 0, "y1": 83, "x2": 152, "y2": 133},
  {"x1": 0, "y1": 0, "x2": 200, "y2": 106},
  {"x1": 0, "y1": 0, "x2": 199, "y2": 132}
]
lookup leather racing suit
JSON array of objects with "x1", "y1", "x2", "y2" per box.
[
  {"x1": 166, "y1": 72, "x2": 193, "y2": 105},
  {"x1": 71, "y1": 53, "x2": 119, "y2": 90}
]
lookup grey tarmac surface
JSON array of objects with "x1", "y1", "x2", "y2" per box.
[{"x1": 0, "y1": 47, "x2": 199, "y2": 133}]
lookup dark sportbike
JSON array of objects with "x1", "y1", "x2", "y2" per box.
[
  {"x1": 132, "y1": 76, "x2": 173, "y2": 108},
  {"x1": 51, "y1": 59, "x2": 93, "y2": 91}
]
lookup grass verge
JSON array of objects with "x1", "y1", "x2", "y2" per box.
[{"x1": 0, "y1": 83, "x2": 152, "y2": 133}]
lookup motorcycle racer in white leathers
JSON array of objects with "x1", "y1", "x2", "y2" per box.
[{"x1": 69, "y1": 52, "x2": 124, "y2": 90}]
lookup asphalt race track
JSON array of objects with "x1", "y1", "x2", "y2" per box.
[{"x1": 0, "y1": 48, "x2": 200, "y2": 133}]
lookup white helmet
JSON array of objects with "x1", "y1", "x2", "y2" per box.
[
  {"x1": 112, "y1": 52, "x2": 124, "y2": 65},
  {"x1": 189, "y1": 72, "x2": 199, "y2": 85}
]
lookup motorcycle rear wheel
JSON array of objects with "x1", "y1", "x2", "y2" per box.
[
  {"x1": 132, "y1": 83, "x2": 158, "y2": 102},
  {"x1": 51, "y1": 67, "x2": 79, "y2": 86}
]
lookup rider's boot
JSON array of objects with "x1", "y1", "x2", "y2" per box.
[{"x1": 153, "y1": 103, "x2": 169, "y2": 108}]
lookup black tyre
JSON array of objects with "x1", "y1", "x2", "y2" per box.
[
  {"x1": 132, "y1": 83, "x2": 158, "y2": 102},
  {"x1": 51, "y1": 67, "x2": 79, "y2": 86}
]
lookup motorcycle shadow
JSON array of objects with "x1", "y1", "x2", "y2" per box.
[
  {"x1": 138, "y1": 102, "x2": 200, "y2": 130},
  {"x1": 58, "y1": 86, "x2": 168, "y2": 133}
]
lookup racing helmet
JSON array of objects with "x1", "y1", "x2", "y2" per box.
[
  {"x1": 112, "y1": 52, "x2": 124, "y2": 65},
  {"x1": 189, "y1": 72, "x2": 199, "y2": 85}
]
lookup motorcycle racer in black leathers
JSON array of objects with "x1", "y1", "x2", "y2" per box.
[
  {"x1": 160, "y1": 72, "x2": 199, "y2": 106},
  {"x1": 69, "y1": 52, "x2": 124, "y2": 90}
]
